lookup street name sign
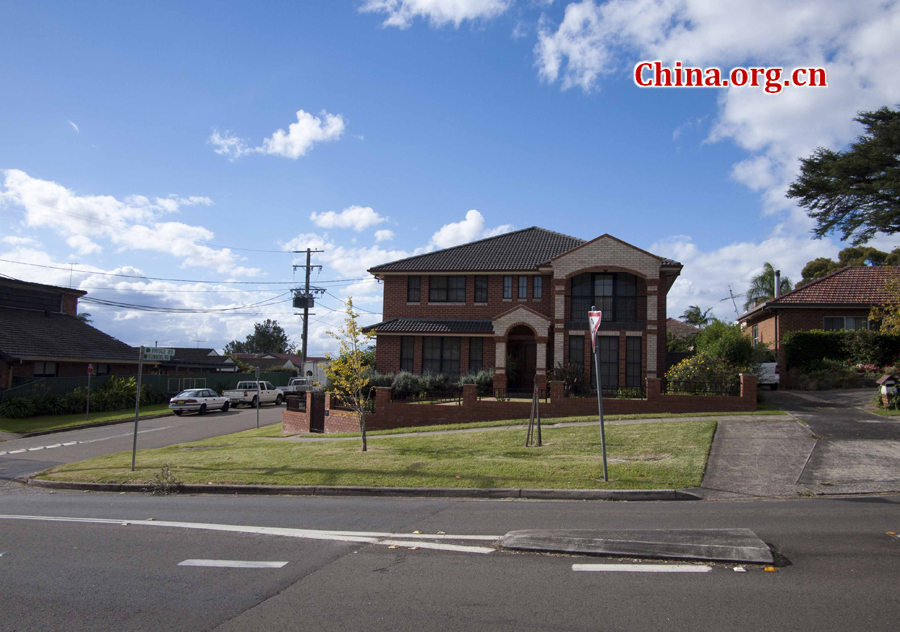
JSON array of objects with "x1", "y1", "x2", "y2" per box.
[{"x1": 143, "y1": 347, "x2": 175, "y2": 361}]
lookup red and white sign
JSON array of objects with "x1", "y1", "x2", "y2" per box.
[
  {"x1": 87, "y1": 363, "x2": 94, "y2": 375},
  {"x1": 588, "y1": 310, "x2": 602, "y2": 351}
]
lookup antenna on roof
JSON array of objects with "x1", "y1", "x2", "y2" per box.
[
  {"x1": 192, "y1": 339, "x2": 207, "y2": 348},
  {"x1": 728, "y1": 285, "x2": 739, "y2": 319}
]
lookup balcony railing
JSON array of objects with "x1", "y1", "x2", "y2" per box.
[{"x1": 568, "y1": 295, "x2": 648, "y2": 329}]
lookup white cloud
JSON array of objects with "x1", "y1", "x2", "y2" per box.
[
  {"x1": 68, "y1": 120, "x2": 79, "y2": 133},
  {"x1": 210, "y1": 110, "x2": 346, "y2": 160},
  {"x1": 361, "y1": 0, "x2": 511, "y2": 29},
  {"x1": 428, "y1": 209, "x2": 514, "y2": 249},
  {"x1": 310, "y1": 206, "x2": 387, "y2": 232},
  {"x1": 374, "y1": 229, "x2": 395, "y2": 241},
  {"x1": 1, "y1": 235, "x2": 39, "y2": 246},
  {"x1": 67, "y1": 234, "x2": 102, "y2": 255},
  {"x1": 0, "y1": 169, "x2": 260, "y2": 276}
]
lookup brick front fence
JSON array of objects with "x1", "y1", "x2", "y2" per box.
[{"x1": 282, "y1": 375, "x2": 757, "y2": 434}]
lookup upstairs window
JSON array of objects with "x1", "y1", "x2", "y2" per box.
[
  {"x1": 407, "y1": 276, "x2": 421, "y2": 302},
  {"x1": 429, "y1": 276, "x2": 466, "y2": 302},
  {"x1": 474, "y1": 276, "x2": 488, "y2": 303},
  {"x1": 518, "y1": 276, "x2": 528, "y2": 299},
  {"x1": 533, "y1": 276, "x2": 543, "y2": 299},
  {"x1": 503, "y1": 276, "x2": 513, "y2": 299},
  {"x1": 571, "y1": 272, "x2": 639, "y2": 322}
]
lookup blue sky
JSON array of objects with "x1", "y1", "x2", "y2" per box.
[{"x1": 2, "y1": 1, "x2": 899, "y2": 353}]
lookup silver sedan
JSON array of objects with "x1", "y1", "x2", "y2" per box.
[{"x1": 168, "y1": 389, "x2": 230, "y2": 415}]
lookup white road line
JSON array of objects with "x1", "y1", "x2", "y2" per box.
[
  {"x1": 0, "y1": 515, "x2": 498, "y2": 554},
  {"x1": 179, "y1": 559, "x2": 288, "y2": 569},
  {"x1": 573, "y1": 564, "x2": 712, "y2": 573},
  {"x1": 0, "y1": 427, "x2": 172, "y2": 458}
]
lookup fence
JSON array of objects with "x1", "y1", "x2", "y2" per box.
[
  {"x1": 662, "y1": 379, "x2": 740, "y2": 397},
  {"x1": 283, "y1": 375, "x2": 758, "y2": 434},
  {"x1": 479, "y1": 387, "x2": 549, "y2": 402},
  {"x1": 0, "y1": 371, "x2": 292, "y2": 402},
  {"x1": 391, "y1": 388, "x2": 463, "y2": 405}
]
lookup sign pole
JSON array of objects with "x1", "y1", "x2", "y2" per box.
[
  {"x1": 255, "y1": 366, "x2": 261, "y2": 429},
  {"x1": 589, "y1": 306, "x2": 609, "y2": 482},
  {"x1": 131, "y1": 345, "x2": 144, "y2": 472},
  {"x1": 86, "y1": 365, "x2": 92, "y2": 421}
]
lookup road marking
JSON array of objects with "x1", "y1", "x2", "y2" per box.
[
  {"x1": 0, "y1": 427, "x2": 171, "y2": 457},
  {"x1": 0, "y1": 515, "x2": 497, "y2": 554},
  {"x1": 179, "y1": 559, "x2": 288, "y2": 568},
  {"x1": 573, "y1": 564, "x2": 712, "y2": 573}
]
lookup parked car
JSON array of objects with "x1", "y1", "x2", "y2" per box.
[
  {"x1": 223, "y1": 381, "x2": 285, "y2": 408},
  {"x1": 282, "y1": 376, "x2": 314, "y2": 396},
  {"x1": 758, "y1": 351, "x2": 780, "y2": 390},
  {"x1": 169, "y1": 389, "x2": 230, "y2": 415}
]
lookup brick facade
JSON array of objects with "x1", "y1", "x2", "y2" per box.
[{"x1": 283, "y1": 376, "x2": 757, "y2": 434}]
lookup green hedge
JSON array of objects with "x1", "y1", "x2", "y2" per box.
[{"x1": 783, "y1": 329, "x2": 900, "y2": 370}]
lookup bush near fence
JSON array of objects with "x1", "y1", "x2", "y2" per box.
[{"x1": 783, "y1": 329, "x2": 900, "y2": 370}]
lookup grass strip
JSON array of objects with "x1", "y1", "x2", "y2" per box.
[
  {"x1": 0, "y1": 404, "x2": 173, "y2": 435},
  {"x1": 39, "y1": 420, "x2": 717, "y2": 490}
]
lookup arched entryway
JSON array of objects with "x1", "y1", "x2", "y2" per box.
[{"x1": 506, "y1": 325, "x2": 537, "y2": 390}]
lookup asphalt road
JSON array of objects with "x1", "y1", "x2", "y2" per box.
[
  {"x1": 1, "y1": 489, "x2": 898, "y2": 631},
  {"x1": 0, "y1": 403, "x2": 284, "y2": 481}
]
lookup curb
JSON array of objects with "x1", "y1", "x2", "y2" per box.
[
  {"x1": 24, "y1": 478, "x2": 701, "y2": 501},
  {"x1": 20, "y1": 413, "x2": 175, "y2": 438}
]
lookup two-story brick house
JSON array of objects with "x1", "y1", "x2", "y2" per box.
[{"x1": 365, "y1": 227, "x2": 682, "y2": 392}]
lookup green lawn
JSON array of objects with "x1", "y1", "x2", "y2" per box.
[
  {"x1": 257, "y1": 404, "x2": 782, "y2": 440},
  {"x1": 0, "y1": 404, "x2": 173, "y2": 435},
  {"x1": 39, "y1": 419, "x2": 717, "y2": 490},
  {"x1": 870, "y1": 408, "x2": 900, "y2": 417}
]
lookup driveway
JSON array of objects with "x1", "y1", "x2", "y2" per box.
[{"x1": 702, "y1": 389, "x2": 900, "y2": 497}]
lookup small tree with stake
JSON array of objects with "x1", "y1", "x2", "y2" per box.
[{"x1": 321, "y1": 298, "x2": 376, "y2": 452}]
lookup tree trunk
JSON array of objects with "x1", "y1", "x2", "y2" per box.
[{"x1": 359, "y1": 410, "x2": 367, "y2": 452}]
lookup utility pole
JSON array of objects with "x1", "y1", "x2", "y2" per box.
[{"x1": 292, "y1": 248, "x2": 323, "y2": 367}]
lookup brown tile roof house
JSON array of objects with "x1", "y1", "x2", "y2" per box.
[
  {"x1": 666, "y1": 317, "x2": 700, "y2": 339},
  {"x1": 365, "y1": 227, "x2": 682, "y2": 392},
  {"x1": 737, "y1": 266, "x2": 900, "y2": 377},
  {"x1": 0, "y1": 277, "x2": 141, "y2": 389}
]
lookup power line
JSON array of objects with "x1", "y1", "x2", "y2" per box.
[
  {"x1": 0, "y1": 258, "x2": 375, "y2": 286},
  {"x1": 80, "y1": 292, "x2": 291, "y2": 314}
]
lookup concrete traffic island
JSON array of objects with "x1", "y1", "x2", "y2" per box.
[{"x1": 499, "y1": 529, "x2": 774, "y2": 564}]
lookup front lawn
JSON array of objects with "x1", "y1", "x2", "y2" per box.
[
  {"x1": 39, "y1": 419, "x2": 716, "y2": 490},
  {"x1": 0, "y1": 404, "x2": 173, "y2": 435}
]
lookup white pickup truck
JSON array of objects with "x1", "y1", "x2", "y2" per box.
[
  {"x1": 281, "y1": 377, "x2": 315, "y2": 396},
  {"x1": 223, "y1": 381, "x2": 285, "y2": 408}
]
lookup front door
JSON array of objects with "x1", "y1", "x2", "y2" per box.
[{"x1": 508, "y1": 341, "x2": 537, "y2": 390}]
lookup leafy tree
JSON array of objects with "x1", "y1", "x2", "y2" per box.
[
  {"x1": 694, "y1": 320, "x2": 761, "y2": 367},
  {"x1": 787, "y1": 106, "x2": 900, "y2": 245},
  {"x1": 680, "y1": 305, "x2": 713, "y2": 328},
  {"x1": 666, "y1": 330, "x2": 694, "y2": 353},
  {"x1": 870, "y1": 276, "x2": 900, "y2": 335},
  {"x1": 223, "y1": 319, "x2": 294, "y2": 355},
  {"x1": 744, "y1": 263, "x2": 793, "y2": 311},
  {"x1": 320, "y1": 298, "x2": 376, "y2": 452},
  {"x1": 76, "y1": 312, "x2": 92, "y2": 324}
]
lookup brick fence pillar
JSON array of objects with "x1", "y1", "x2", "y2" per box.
[
  {"x1": 493, "y1": 372, "x2": 507, "y2": 392},
  {"x1": 375, "y1": 387, "x2": 391, "y2": 414},
  {"x1": 324, "y1": 392, "x2": 331, "y2": 410},
  {"x1": 740, "y1": 373, "x2": 757, "y2": 404},
  {"x1": 462, "y1": 383, "x2": 477, "y2": 407},
  {"x1": 549, "y1": 381, "x2": 565, "y2": 401},
  {"x1": 646, "y1": 377, "x2": 662, "y2": 400}
]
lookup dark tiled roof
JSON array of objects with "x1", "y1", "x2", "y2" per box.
[
  {"x1": 368, "y1": 227, "x2": 587, "y2": 272},
  {"x1": 768, "y1": 266, "x2": 900, "y2": 306},
  {"x1": 0, "y1": 306, "x2": 138, "y2": 362},
  {"x1": 0, "y1": 276, "x2": 87, "y2": 297},
  {"x1": 364, "y1": 318, "x2": 495, "y2": 334},
  {"x1": 666, "y1": 318, "x2": 699, "y2": 339},
  {"x1": 164, "y1": 348, "x2": 234, "y2": 367}
]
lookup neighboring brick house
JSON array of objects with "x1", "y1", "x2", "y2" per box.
[
  {"x1": 0, "y1": 277, "x2": 140, "y2": 390},
  {"x1": 364, "y1": 227, "x2": 683, "y2": 392},
  {"x1": 737, "y1": 265, "x2": 900, "y2": 369}
]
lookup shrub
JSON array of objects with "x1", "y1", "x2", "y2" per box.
[
  {"x1": 0, "y1": 397, "x2": 37, "y2": 418},
  {"x1": 420, "y1": 372, "x2": 454, "y2": 394},
  {"x1": 694, "y1": 320, "x2": 759, "y2": 367},
  {"x1": 391, "y1": 371, "x2": 423, "y2": 397},
  {"x1": 665, "y1": 353, "x2": 741, "y2": 393},
  {"x1": 783, "y1": 329, "x2": 900, "y2": 370},
  {"x1": 548, "y1": 362, "x2": 590, "y2": 396},
  {"x1": 458, "y1": 370, "x2": 494, "y2": 396}
]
